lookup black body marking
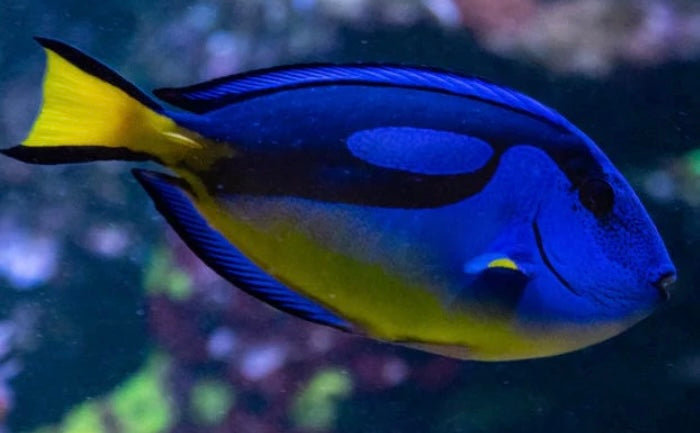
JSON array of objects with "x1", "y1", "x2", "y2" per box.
[
  {"x1": 201, "y1": 147, "x2": 504, "y2": 208},
  {"x1": 171, "y1": 72, "x2": 606, "y2": 210}
]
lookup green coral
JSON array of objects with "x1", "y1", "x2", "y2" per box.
[
  {"x1": 189, "y1": 379, "x2": 235, "y2": 425},
  {"x1": 143, "y1": 247, "x2": 193, "y2": 301},
  {"x1": 61, "y1": 403, "x2": 105, "y2": 433},
  {"x1": 27, "y1": 355, "x2": 174, "y2": 433},
  {"x1": 686, "y1": 148, "x2": 700, "y2": 176},
  {"x1": 110, "y1": 354, "x2": 174, "y2": 433},
  {"x1": 291, "y1": 368, "x2": 353, "y2": 431},
  {"x1": 111, "y1": 356, "x2": 174, "y2": 433}
]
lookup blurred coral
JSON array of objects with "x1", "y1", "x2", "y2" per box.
[
  {"x1": 483, "y1": 0, "x2": 700, "y2": 75},
  {"x1": 418, "y1": 0, "x2": 700, "y2": 75}
]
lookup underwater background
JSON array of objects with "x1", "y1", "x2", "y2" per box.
[{"x1": 0, "y1": 0, "x2": 698, "y2": 432}]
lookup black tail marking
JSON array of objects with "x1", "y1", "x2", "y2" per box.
[
  {"x1": 34, "y1": 37, "x2": 163, "y2": 113},
  {"x1": 1, "y1": 145, "x2": 155, "y2": 165}
]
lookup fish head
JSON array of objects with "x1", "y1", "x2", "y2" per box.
[{"x1": 532, "y1": 143, "x2": 676, "y2": 324}]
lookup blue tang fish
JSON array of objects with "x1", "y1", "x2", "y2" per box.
[{"x1": 2, "y1": 38, "x2": 676, "y2": 361}]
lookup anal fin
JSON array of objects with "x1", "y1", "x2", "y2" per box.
[{"x1": 132, "y1": 169, "x2": 350, "y2": 331}]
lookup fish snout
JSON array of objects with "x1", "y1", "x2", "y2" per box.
[{"x1": 652, "y1": 271, "x2": 677, "y2": 301}]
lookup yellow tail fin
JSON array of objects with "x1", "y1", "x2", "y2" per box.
[{"x1": 3, "y1": 38, "x2": 202, "y2": 165}]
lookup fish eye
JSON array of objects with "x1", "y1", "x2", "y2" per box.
[{"x1": 579, "y1": 178, "x2": 614, "y2": 217}]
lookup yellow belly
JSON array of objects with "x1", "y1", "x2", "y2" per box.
[{"x1": 181, "y1": 177, "x2": 628, "y2": 361}]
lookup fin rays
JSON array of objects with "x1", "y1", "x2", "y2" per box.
[
  {"x1": 133, "y1": 169, "x2": 351, "y2": 331},
  {"x1": 153, "y1": 64, "x2": 573, "y2": 133}
]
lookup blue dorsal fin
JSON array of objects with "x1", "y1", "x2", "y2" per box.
[
  {"x1": 153, "y1": 64, "x2": 573, "y2": 131},
  {"x1": 132, "y1": 169, "x2": 351, "y2": 331}
]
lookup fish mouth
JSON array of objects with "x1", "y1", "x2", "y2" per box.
[
  {"x1": 532, "y1": 221, "x2": 580, "y2": 296},
  {"x1": 652, "y1": 272, "x2": 676, "y2": 301}
]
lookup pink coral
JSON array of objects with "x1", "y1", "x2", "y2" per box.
[{"x1": 449, "y1": 0, "x2": 700, "y2": 75}]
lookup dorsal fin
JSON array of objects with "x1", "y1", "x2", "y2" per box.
[{"x1": 153, "y1": 64, "x2": 573, "y2": 132}]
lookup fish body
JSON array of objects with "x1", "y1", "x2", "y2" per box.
[{"x1": 2, "y1": 38, "x2": 676, "y2": 360}]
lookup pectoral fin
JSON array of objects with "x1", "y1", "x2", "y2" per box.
[
  {"x1": 464, "y1": 253, "x2": 525, "y2": 275},
  {"x1": 454, "y1": 223, "x2": 538, "y2": 314},
  {"x1": 458, "y1": 256, "x2": 531, "y2": 315}
]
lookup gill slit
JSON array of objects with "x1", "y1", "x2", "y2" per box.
[{"x1": 532, "y1": 220, "x2": 581, "y2": 296}]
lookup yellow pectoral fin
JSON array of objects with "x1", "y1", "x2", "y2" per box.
[
  {"x1": 487, "y1": 257, "x2": 520, "y2": 271},
  {"x1": 465, "y1": 253, "x2": 523, "y2": 274}
]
